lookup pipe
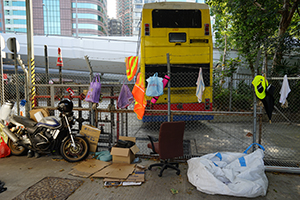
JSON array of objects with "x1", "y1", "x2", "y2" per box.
[
  {"x1": 265, "y1": 166, "x2": 300, "y2": 174},
  {"x1": 0, "y1": 122, "x2": 18, "y2": 142},
  {"x1": 166, "y1": 53, "x2": 171, "y2": 122}
]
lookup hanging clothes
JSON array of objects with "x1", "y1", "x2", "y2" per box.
[
  {"x1": 133, "y1": 100, "x2": 146, "y2": 120},
  {"x1": 132, "y1": 72, "x2": 146, "y2": 120},
  {"x1": 196, "y1": 67, "x2": 205, "y2": 102},
  {"x1": 252, "y1": 75, "x2": 268, "y2": 100},
  {"x1": 125, "y1": 56, "x2": 139, "y2": 81},
  {"x1": 117, "y1": 84, "x2": 134, "y2": 109},
  {"x1": 279, "y1": 75, "x2": 291, "y2": 106},
  {"x1": 252, "y1": 75, "x2": 274, "y2": 122}
]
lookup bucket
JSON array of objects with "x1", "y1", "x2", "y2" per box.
[{"x1": 0, "y1": 101, "x2": 14, "y2": 121}]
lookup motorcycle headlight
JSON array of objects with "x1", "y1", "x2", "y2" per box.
[{"x1": 68, "y1": 116, "x2": 76, "y2": 125}]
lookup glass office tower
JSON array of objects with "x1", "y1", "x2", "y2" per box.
[{"x1": 2, "y1": 0, "x2": 108, "y2": 37}]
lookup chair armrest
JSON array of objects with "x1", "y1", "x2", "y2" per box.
[{"x1": 147, "y1": 135, "x2": 158, "y2": 154}]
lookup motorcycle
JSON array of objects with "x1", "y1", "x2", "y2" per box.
[{"x1": 0, "y1": 99, "x2": 89, "y2": 162}]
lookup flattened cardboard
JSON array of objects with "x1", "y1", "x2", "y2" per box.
[
  {"x1": 92, "y1": 163, "x2": 135, "y2": 179},
  {"x1": 69, "y1": 159, "x2": 111, "y2": 178},
  {"x1": 119, "y1": 136, "x2": 136, "y2": 142},
  {"x1": 103, "y1": 165, "x2": 145, "y2": 182},
  {"x1": 80, "y1": 124, "x2": 101, "y2": 152},
  {"x1": 110, "y1": 136, "x2": 140, "y2": 164},
  {"x1": 103, "y1": 171, "x2": 145, "y2": 182}
]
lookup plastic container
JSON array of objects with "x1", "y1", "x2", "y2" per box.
[{"x1": 0, "y1": 101, "x2": 14, "y2": 121}]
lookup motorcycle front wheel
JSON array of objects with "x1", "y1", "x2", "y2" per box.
[
  {"x1": 7, "y1": 139, "x2": 27, "y2": 155},
  {"x1": 60, "y1": 136, "x2": 89, "y2": 162}
]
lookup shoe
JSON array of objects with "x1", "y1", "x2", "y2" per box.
[
  {"x1": 27, "y1": 150, "x2": 33, "y2": 158},
  {"x1": 0, "y1": 181, "x2": 7, "y2": 193},
  {"x1": 34, "y1": 152, "x2": 40, "y2": 158}
]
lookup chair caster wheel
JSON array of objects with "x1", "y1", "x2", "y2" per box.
[
  {"x1": 148, "y1": 166, "x2": 152, "y2": 170},
  {"x1": 158, "y1": 173, "x2": 162, "y2": 177},
  {"x1": 176, "y1": 171, "x2": 180, "y2": 175}
]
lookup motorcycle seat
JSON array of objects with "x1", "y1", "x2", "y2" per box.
[{"x1": 11, "y1": 115, "x2": 37, "y2": 128}]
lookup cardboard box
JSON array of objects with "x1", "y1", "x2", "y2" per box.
[
  {"x1": 29, "y1": 108, "x2": 50, "y2": 122},
  {"x1": 80, "y1": 124, "x2": 101, "y2": 152},
  {"x1": 110, "y1": 136, "x2": 139, "y2": 164}
]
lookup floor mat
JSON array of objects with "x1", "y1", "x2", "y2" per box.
[{"x1": 12, "y1": 177, "x2": 84, "y2": 200}]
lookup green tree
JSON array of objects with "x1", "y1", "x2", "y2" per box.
[{"x1": 207, "y1": 0, "x2": 300, "y2": 76}]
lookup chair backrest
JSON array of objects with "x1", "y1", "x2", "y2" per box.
[{"x1": 158, "y1": 121, "x2": 185, "y2": 159}]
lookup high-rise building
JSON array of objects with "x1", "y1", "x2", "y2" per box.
[
  {"x1": 132, "y1": 0, "x2": 168, "y2": 36},
  {"x1": 108, "y1": 18, "x2": 122, "y2": 36},
  {"x1": 0, "y1": 1, "x2": 5, "y2": 33},
  {"x1": 2, "y1": 0, "x2": 27, "y2": 33},
  {"x1": 117, "y1": 0, "x2": 133, "y2": 36},
  {"x1": 1, "y1": 0, "x2": 108, "y2": 37}
]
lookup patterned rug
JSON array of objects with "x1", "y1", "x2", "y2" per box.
[{"x1": 13, "y1": 177, "x2": 84, "y2": 200}]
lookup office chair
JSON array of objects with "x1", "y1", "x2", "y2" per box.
[{"x1": 147, "y1": 121, "x2": 185, "y2": 177}]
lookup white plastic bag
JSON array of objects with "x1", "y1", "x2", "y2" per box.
[
  {"x1": 146, "y1": 73, "x2": 164, "y2": 97},
  {"x1": 187, "y1": 143, "x2": 268, "y2": 198}
]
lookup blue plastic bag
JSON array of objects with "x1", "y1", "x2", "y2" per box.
[{"x1": 146, "y1": 73, "x2": 163, "y2": 97}]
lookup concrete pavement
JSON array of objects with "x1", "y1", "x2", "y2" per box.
[{"x1": 1, "y1": 155, "x2": 300, "y2": 200}]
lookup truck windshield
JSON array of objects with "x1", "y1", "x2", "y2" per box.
[{"x1": 152, "y1": 9, "x2": 201, "y2": 28}]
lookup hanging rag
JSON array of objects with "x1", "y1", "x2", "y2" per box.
[
  {"x1": 279, "y1": 75, "x2": 291, "y2": 106},
  {"x1": 132, "y1": 72, "x2": 146, "y2": 120},
  {"x1": 125, "y1": 56, "x2": 139, "y2": 81},
  {"x1": 117, "y1": 84, "x2": 134, "y2": 109},
  {"x1": 196, "y1": 67, "x2": 205, "y2": 102},
  {"x1": 252, "y1": 75, "x2": 268, "y2": 100}
]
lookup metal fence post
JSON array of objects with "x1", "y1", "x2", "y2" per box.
[
  {"x1": 85, "y1": 55, "x2": 95, "y2": 126},
  {"x1": 26, "y1": 0, "x2": 35, "y2": 110},
  {"x1": 253, "y1": 49, "x2": 262, "y2": 151},
  {"x1": 12, "y1": 38, "x2": 20, "y2": 115},
  {"x1": 16, "y1": 58, "x2": 29, "y2": 117},
  {"x1": 0, "y1": 40, "x2": 4, "y2": 105},
  {"x1": 44, "y1": 45, "x2": 50, "y2": 107},
  {"x1": 166, "y1": 53, "x2": 171, "y2": 122}
]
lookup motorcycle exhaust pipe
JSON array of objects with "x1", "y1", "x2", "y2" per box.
[{"x1": 0, "y1": 122, "x2": 19, "y2": 143}]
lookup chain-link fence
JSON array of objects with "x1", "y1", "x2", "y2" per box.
[
  {"x1": 261, "y1": 77, "x2": 300, "y2": 167},
  {"x1": 1, "y1": 69, "x2": 299, "y2": 168}
]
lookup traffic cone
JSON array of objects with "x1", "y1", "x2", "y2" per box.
[{"x1": 56, "y1": 47, "x2": 63, "y2": 67}]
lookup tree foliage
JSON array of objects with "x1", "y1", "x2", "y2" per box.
[{"x1": 207, "y1": 0, "x2": 300, "y2": 77}]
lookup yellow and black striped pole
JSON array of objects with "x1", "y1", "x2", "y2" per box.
[
  {"x1": 26, "y1": 0, "x2": 35, "y2": 111},
  {"x1": 30, "y1": 58, "x2": 36, "y2": 108}
]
